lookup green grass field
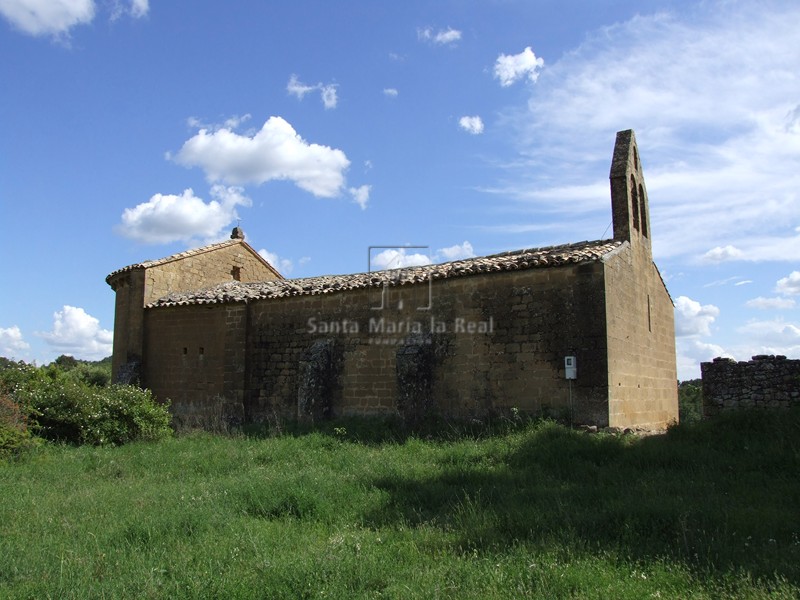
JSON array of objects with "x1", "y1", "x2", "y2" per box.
[{"x1": 1, "y1": 411, "x2": 799, "y2": 599}]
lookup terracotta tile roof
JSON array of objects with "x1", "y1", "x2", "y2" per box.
[
  {"x1": 147, "y1": 239, "x2": 621, "y2": 308},
  {"x1": 106, "y1": 239, "x2": 280, "y2": 283}
]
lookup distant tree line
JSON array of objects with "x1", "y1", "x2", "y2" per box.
[{"x1": 678, "y1": 379, "x2": 703, "y2": 423}]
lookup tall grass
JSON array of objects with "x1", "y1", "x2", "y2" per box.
[{"x1": 1, "y1": 410, "x2": 799, "y2": 598}]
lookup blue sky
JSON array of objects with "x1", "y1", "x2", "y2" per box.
[{"x1": 1, "y1": 0, "x2": 799, "y2": 380}]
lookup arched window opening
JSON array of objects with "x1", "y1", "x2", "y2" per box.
[
  {"x1": 630, "y1": 175, "x2": 640, "y2": 232},
  {"x1": 639, "y1": 184, "x2": 648, "y2": 238}
]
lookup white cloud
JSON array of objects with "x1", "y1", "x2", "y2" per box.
[
  {"x1": 459, "y1": 115, "x2": 484, "y2": 135},
  {"x1": 369, "y1": 241, "x2": 477, "y2": 271},
  {"x1": 737, "y1": 318, "x2": 800, "y2": 350},
  {"x1": 287, "y1": 75, "x2": 338, "y2": 109},
  {"x1": 187, "y1": 114, "x2": 251, "y2": 132},
  {"x1": 110, "y1": 0, "x2": 147, "y2": 21},
  {"x1": 0, "y1": 326, "x2": 30, "y2": 359},
  {"x1": 0, "y1": 0, "x2": 94, "y2": 36},
  {"x1": 174, "y1": 116, "x2": 350, "y2": 198},
  {"x1": 776, "y1": 271, "x2": 800, "y2": 296},
  {"x1": 320, "y1": 84, "x2": 338, "y2": 109},
  {"x1": 258, "y1": 249, "x2": 293, "y2": 275},
  {"x1": 490, "y1": 4, "x2": 800, "y2": 263},
  {"x1": 494, "y1": 46, "x2": 544, "y2": 87},
  {"x1": 371, "y1": 248, "x2": 432, "y2": 270},
  {"x1": 702, "y1": 245, "x2": 743, "y2": 263},
  {"x1": 418, "y1": 26, "x2": 461, "y2": 45},
  {"x1": 37, "y1": 306, "x2": 113, "y2": 361},
  {"x1": 703, "y1": 275, "x2": 744, "y2": 288},
  {"x1": 745, "y1": 297, "x2": 796, "y2": 310},
  {"x1": 129, "y1": 0, "x2": 147, "y2": 18},
  {"x1": 118, "y1": 186, "x2": 250, "y2": 245},
  {"x1": 674, "y1": 296, "x2": 719, "y2": 337},
  {"x1": 734, "y1": 280, "x2": 753, "y2": 286},
  {"x1": 286, "y1": 74, "x2": 316, "y2": 99},
  {"x1": 676, "y1": 338, "x2": 729, "y2": 381},
  {"x1": 437, "y1": 241, "x2": 475, "y2": 261},
  {"x1": 383, "y1": 88, "x2": 399, "y2": 98},
  {"x1": 349, "y1": 185, "x2": 371, "y2": 210}
]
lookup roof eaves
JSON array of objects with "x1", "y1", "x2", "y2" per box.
[{"x1": 147, "y1": 238, "x2": 621, "y2": 308}]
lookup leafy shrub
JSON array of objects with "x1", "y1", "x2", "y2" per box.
[
  {"x1": 0, "y1": 360, "x2": 171, "y2": 446},
  {"x1": 0, "y1": 393, "x2": 37, "y2": 459}
]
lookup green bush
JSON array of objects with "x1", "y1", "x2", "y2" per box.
[
  {"x1": 0, "y1": 361, "x2": 171, "y2": 447},
  {"x1": 0, "y1": 393, "x2": 37, "y2": 459}
]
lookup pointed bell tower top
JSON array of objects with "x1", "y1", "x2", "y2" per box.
[{"x1": 609, "y1": 129, "x2": 651, "y2": 254}]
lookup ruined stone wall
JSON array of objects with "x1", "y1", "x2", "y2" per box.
[
  {"x1": 144, "y1": 242, "x2": 278, "y2": 305},
  {"x1": 701, "y1": 355, "x2": 800, "y2": 417},
  {"x1": 242, "y1": 262, "x2": 611, "y2": 425},
  {"x1": 603, "y1": 244, "x2": 678, "y2": 429}
]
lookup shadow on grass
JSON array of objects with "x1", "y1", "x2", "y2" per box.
[{"x1": 362, "y1": 409, "x2": 800, "y2": 584}]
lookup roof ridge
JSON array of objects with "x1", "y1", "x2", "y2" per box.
[
  {"x1": 148, "y1": 239, "x2": 621, "y2": 308},
  {"x1": 106, "y1": 238, "x2": 265, "y2": 283}
]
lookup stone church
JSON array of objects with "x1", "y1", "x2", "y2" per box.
[{"x1": 107, "y1": 130, "x2": 678, "y2": 429}]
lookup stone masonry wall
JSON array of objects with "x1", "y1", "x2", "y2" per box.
[
  {"x1": 143, "y1": 304, "x2": 248, "y2": 429},
  {"x1": 701, "y1": 355, "x2": 800, "y2": 417},
  {"x1": 144, "y1": 242, "x2": 279, "y2": 305},
  {"x1": 242, "y1": 261, "x2": 611, "y2": 426},
  {"x1": 603, "y1": 243, "x2": 678, "y2": 429},
  {"x1": 142, "y1": 261, "x2": 615, "y2": 427}
]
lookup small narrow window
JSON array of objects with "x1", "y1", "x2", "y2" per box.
[
  {"x1": 182, "y1": 347, "x2": 188, "y2": 355},
  {"x1": 647, "y1": 295, "x2": 652, "y2": 333},
  {"x1": 199, "y1": 347, "x2": 205, "y2": 355},
  {"x1": 232, "y1": 266, "x2": 241, "y2": 281},
  {"x1": 639, "y1": 184, "x2": 648, "y2": 238},
  {"x1": 631, "y1": 175, "x2": 640, "y2": 232}
]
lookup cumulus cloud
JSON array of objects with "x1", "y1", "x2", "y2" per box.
[
  {"x1": 0, "y1": 0, "x2": 147, "y2": 37},
  {"x1": 369, "y1": 241, "x2": 477, "y2": 271},
  {"x1": 745, "y1": 297, "x2": 796, "y2": 310},
  {"x1": 287, "y1": 75, "x2": 339, "y2": 109},
  {"x1": 674, "y1": 296, "x2": 719, "y2": 337},
  {"x1": 173, "y1": 116, "x2": 350, "y2": 198},
  {"x1": 702, "y1": 245, "x2": 743, "y2": 263},
  {"x1": 737, "y1": 318, "x2": 800, "y2": 350},
  {"x1": 0, "y1": 0, "x2": 94, "y2": 36},
  {"x1": 676, "y1": 338, "x2": 730, "y2": 381},
  {"x1": 118, "y1": 186, "x2": 250, "y2": 245},
  {"x1": 349, "y1": 185, "x2": 371, "y2": 210},
  {"x1": 258, "y1": 249, "x2": 293, "y2": 275},
  {"x1": 0, "y1": 326, "x2": 30, "y2": 359},
  {"x1": 438, "y1": 241, "x2": 475, "y2": 261},
  {"x1": 776, "y1": 271, "x2": 800, "y2": 296},
  {"x1": 370, "y1": 248, "x2": 432, "y2": 270},
  {"x1": 37, "y1": 306, "x2": 113, "y2": 361},
  {"x1": 383, "y1": 88, "x2": 399, "y2": 98},
  {"x1": 418, "y1": 26, "x2": 461, "y2": 45},
  {"x1": 494, "y1": 46, "x2": 544, "y2": 86},
  {"x1": 459, "y1": 116, "x2": 484, "y2": 135}
]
